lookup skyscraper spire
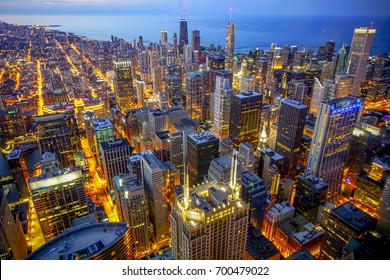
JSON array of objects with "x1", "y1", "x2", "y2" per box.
[{"x1": 257, "y1": 124, "x2": 268, "y2": 155}]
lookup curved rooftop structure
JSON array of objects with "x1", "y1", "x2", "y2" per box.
[{"x1": 26, "y1": 222, "x2": 134, "y2": 260}]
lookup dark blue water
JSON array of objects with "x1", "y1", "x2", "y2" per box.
[{"x1": 1, "y1": 13, "x2": 389, "y2": 53}]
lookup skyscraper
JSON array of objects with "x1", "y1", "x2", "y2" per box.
[
  {"x1": 160, "y1": 29, "x2": 168, "y2": 44},
  {"x1": 186, "y1": 72, "x2": 204, "y2": 121},
  {"x1": 275, "y1": 100, "x2": 308, "y2": 177},
  {"x1": 34, "y1": 110, "x2": 81, "y2": 168},
  {"x1": 211, "y1": 77, "x2": 234, "y2": 139},
  {"x1": 191, "y1": 30, "x2": 201, "y2": 52},
  {"x1": 28, "y1": 165, "x2": 89, "y2": 241},
  {"x1": 113, "y1": 173, "x2": 151, "y2": 258},
  {"x1": 173, "y1": 33, "x2": 178, "y2": 59},
  {"x1": 225, "y1": 21, "x2": 236, "y2": 71},
  {"x1": 321, "y1": 202, "x2": 377, "y2": 260},
  {"x1": 294, "y1": 175, "x2": 328, "y2": 223},
  {"x1": 229, "y1": 91, "x2": 263, "y2": 149},
  {"x1": 187, "y1": 131, "x2": 220, "y2": 187},
  {"x1": 171, "y1": 184, "x2": 249, "y2": 260},
  {"x1": 305, "y1": 97, "x2": 363, "y2": 204},
  {"x1": 347, "y1": 26, "x2": 376, "y2": 96},
  {"x1": 114, "y1": 61, "x2": 134, "y2": 112},
  {"x1": 179, "y1": 18, "x2": 188, "y2": 55},
  {"x1": 141, "y1": 151, "x2": 170, "y2": 250},
  {"x1": 241, "y1": 171, "x2": 267, "y2": 229},
  {"x1": 0, "y1": 189, "x2": 27, "y2": 260},
  {"x1": 100, "y1": 138, "x2": 132, "y2": 191}
]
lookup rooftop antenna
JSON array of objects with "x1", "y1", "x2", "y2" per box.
[
  {"x1": 370, "y1": 21, "x2": 374, "y2": 28},
  {"x1": 229, "y1": 7, "x2": 233, "y2": 23}
]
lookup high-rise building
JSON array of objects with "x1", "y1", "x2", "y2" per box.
[
  {"x1": 309, "y1": 78, "x2": 323, "y2": 118},
  {"x1": 211, "y1": 77, "x2": 234, "y2": 139},
  {"x1": 237, "y1": 142, "x2": 255, "y2": 178},
  {"x1": 230, "y1": 91, "x2": 263, "y2": 149},
  {"x1": 141, "y1": 151, "x2": 170, "y2": 250},
  {"x1": 100, "y1": 139, "x2": 132, "y2": 191},
  {"x1": 294, "y1": 175, "x2": 328, "y2": 223},
  {"x1": 172, "y1": 33, "x2": 178, "y2": 60},
  {"x1": 275, "y1": 100, "x2": 308, "y2": 177},
  {"x1": 347, "y1": 26, "x2": 376, "y2": 96},
  {"x1": 225, "y1": 22, "x2": 236, "y2": 71},
  {"x1": 240, "y1": 75, "x2": 255, "y2": 92},
  {"x1": 114, "y1": 61, "x2": 134, "y2": 112},
  {"x1": 321, "y1": 202, "x2": 377, "y2": 260},
  {"x1": 0, "y1": 189, "x2": 27, "y2": 260},
  {"x1": 179, "y1": 18, "x2": 188, "y2": 55},
  {"x1": 160, "y1": 29, "x2": 168, "y2": 44},
  {"x1": 186, "y1": 72, "x2": 204, "y2": 121},
  {"x1": 305, "y1": 97, "x2": 363, "y2": 204},
  {"x1": 241, "y1": 171, "x2": 267, "y2": 229},
  {"x1": 171, "y1": 184, "x2": 249, "y2": 259},
  {"x1": 92, "y1": 118, "x2": 115, "y2": 159},
  {"x1": 113, "y1": 173, "x2": 151, "y2": 258},
  {"x1": 28, "y1": 166, "x2": 89, "y2": 241},
  {"x1": 259, "y1": 148, "x2": 284, "y2": 181},
  {"x1": 208, "y1": 155, "x2": 232, "y2": 184},
  {"x1": 34, "y1": 111, "x2": 81, "y2": 168},
  {"x1": 165, "y1": 75, "x2": 182, "y2": 107},
  {"x1": 187, "y1": 131, "x2": 219, "y2": 187},
  {"x1": 191, "y1": 30, "x2": 201, "y2": 52},
  {"x1": 377, "y1": 177, "x2": 390, "y2": 237},
  {"x1": 220, "y1": 138, "x2": 234, "y2": 157}
]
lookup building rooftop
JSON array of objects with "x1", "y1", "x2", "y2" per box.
[
  {"x1": 100, "y1": 138, "x2": 130, "y2": 151},
  {"x1": 188, "y1": 131, "x2": 218, "y2": 145},
  {"x1": 141, "y1": 150, "x2": 165, "y2": 170},
  {"x1": 242, "y1": 171, "x2": 264, "y2": 186},
  {"x1": 298, "y1": 175, "x2": 328, "y2": 192},
  {"x1": 281, "y1": 99, "x2": 308, "y2": 109},
  {"x1": 329, "y1": 96, "x2": 362, "y2": 109},
  {"x1": 25, "y1": 222, "x2": 129, "y2": 260},
  {"x1": 28, "y1": 166, "x2": 82, "y2": 190},
  {"x1": 155, "y1": 131, "x2": 170, "y2": 140},
  {"x1": 113, "y1": 173, "x2": 143, "y2": 193},
  {"x1": 268, "y1": 201, "x2": 295, "y2": 218},
  {"x1": 7, "y1": 149, "x2": 21, "y2": 161},
  {"x1": 210, "y1": 156, "x2": 232, "y2": 171},
  {"x1": 246, "y1": 228, "x2": 280, "y2": 260},
  {"x1": 262, "y1": 148, "x2": 284, "y2": 161},
  {"x1": 92, "y1": 118, "x2": 112, "y2": 131},
  {"x1": 332, "y1": 202, "x2": 377, "y2": 232},
  {"x1": 234, "y1": 91, "x2": 263, "y2": 100},
  {"x1": 278, "y1": 215, "x2": 309, "y2": 236}
]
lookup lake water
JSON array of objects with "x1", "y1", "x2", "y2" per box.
[{"x1": 1, "y1": 13, "x2": 389, "y2": 54}]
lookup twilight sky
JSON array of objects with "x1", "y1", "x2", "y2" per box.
[{"x1": 0, "y1": 0, "x2": 389, "y2": 15}]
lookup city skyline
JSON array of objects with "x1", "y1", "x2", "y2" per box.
[{"x1": 0, "y1": 0, "x2": 389, "y2": 261}]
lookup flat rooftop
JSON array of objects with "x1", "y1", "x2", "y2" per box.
[
  {"x1": 298, "y1": 175, "x2": 328, "y2": 191},
  {"x1": 26, "y1": 222, "x2": 129, "y2": 260},
  {"x1": 268, "y1": 201, "x2": 295, "y2": 217},
  {"x1": 100, "y1": 138, "x2": 130, "y2": 151},
  {"x1": 210, "y1": 156, "x2": 232, "y2": 171},
  {"x1": 92, "y1": 118, "x2": 113, "y2": 130},
  {"x1": 332, "y1": 202, "x2": 377, "y2": 232},
  {"x1": 246, "y1": 229, "x2": 279, "y2": 260},
  {"x1": 28, "y1": 166, "x2": 82, "y2": 190},
  {"x1": 188, "y1": 131, "x2": 218, "y2": 145}
]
